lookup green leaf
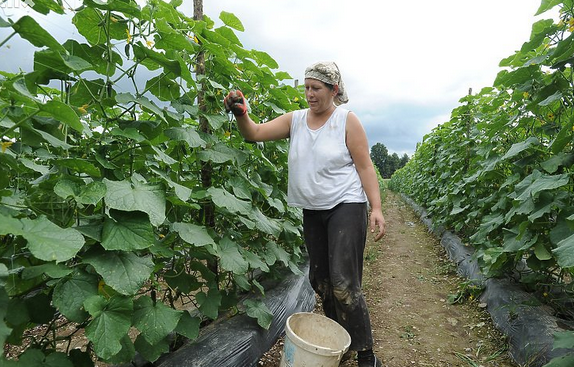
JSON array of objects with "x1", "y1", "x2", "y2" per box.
[
  {"x1": 22, "y1": 263, "x2": 72, "y2": 280},
  {"x1": 550, "y1": 117, "x2": 574, "y2": 154},
  {"x1": 134, "y1": 334, "x2": 170, "y2": 362},
  {"x1": 146, "y1": 74, "x2": 180, "y2": 101},
  {"x1": 536, "y1": 0, "x2": 562, "y2": 15},
  {"x1": 553, "y1": 233, "x2": 574, "y2": 268},
  {"x1": 175, "y1": 311, "x2": 200, "y2": 340},
  {"x1": 197, "y1": 147, "x2": 235, "y2": 164},
  {"x1": 52, "y1": 270, "x2": 99, "y2": 322},
  {"x1": 60, "y1": 54, "x2": 93, "y2": 72},
  {"x1": 172, "y1": 222, "x2": 215, "y2": 247},
  {"x1": 265, "y1": 241, "x2": 291, "y2": 266},
  {"x1": 501, "y1": 137, "x2": 538, "y2": 161},
  {"x1": 84, "y1": 295, "x2": 133, "y2": 360},
  {"x1": 27, "y1": 127, "x2": 74, "y2": 149},
  {"x1": 73, "y1": 7, "x2": 127, "y2": 45},
  {"x1": 39, "y1": 100, "x2": 83, "y2": 132},
  {"x1": 12, "y1": 16, "x2": 65, "y2": 52},
  {"x1": 23, "y1": 217, "x2": 81, "y2": 262},
  {"x1": 195, "y1": 288, "x2": 221, "y2": 320},
  {"x1": 149, "y1": 167, "x2": 192, "y2": 202},
  {"x1": 217, "y1": 237, "x2": 248, "y2": 274},
  {"x1": 132, "y1": 43, "x2": 181, "y2": 77},
  {"x1": 534, "y1": 242, "x2": 553, "y2": 261},
  {"x1": 515, "y1": 171, "x2": 569, "y2": 201},
  {"x1": 83, "y1": 249, "x2": 154, "y2": 295},
  {"x1": 208, "y1": 187, "x2": 251, "y2": 215},
  {"x1": 18, "y1": 349, "x2": 73, "y2": 367},
  {"x1": 249, "y1": 207, "x2": 282, "y2": 236},
  {"x1": 0, "y1": 288, "x2": 11, "y2": 349},
  {"x1": 243, "y1": 298, "x2": 273, "y2": 330},
  {"x1": 104, "y1": 178, "x2": 166, "y2": 227},
  {"x1": 0, "y1": 214, "x2": 85, "y2": 263},
  {"x1": 252, "y1": 50, "x2": 279, "y2": 69},
  {"x1": 243, "y1": 250, "x2": 270, "y2": 272},
  {"x1": 543, "y1": 354, "x2": 574, "y2": 367},
  {"x1": 538, "y1": 91, "x2": 562, "y2": 106},
  {"x1": 133, "y1": 295, "x2": 182, "y2": 345},
  {"x1": 164, "y1": 127, "x2": 206, "y2": 148},
  {"x1": 12, "y1": 77, "x2": 38, "y2": 101},
  {"x1": 102, "y1": 210, "x2": 154, "y2": 251},
  {"x1": 54, "y1": 158, "x2": 101, "y2": 177},
  {"x1": 54, "y1": 180, "x2": 106, "y2": 205},
  {"x1": 552, "y1": 331, "x2": 574, "y2": 350},
  {"x1": 220, "y1": 11, "x2": 244, "y2": 31}
]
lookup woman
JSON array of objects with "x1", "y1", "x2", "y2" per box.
[{"x1": 224, "y1": 61, "x2": 385, "y2": 367}]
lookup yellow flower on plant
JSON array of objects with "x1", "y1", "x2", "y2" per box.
[
  {"x1": 568, "y1": 18, "x2": 574, "y2": 32},
  {"x1": 1, "y1": 141, "x2": 13, "y2": 153},
  {"x1": 126, "y1": 29, "x2": 132, "y2": 43},
  {"x1": 158, "y1": 233, "x2": 165, "y2": 239},
  {"x1": 224, "y1": 131, "x2": 231, "y2": 138},
  {"x1": 110, "y1": 16, "x2": 118, "y2": 23},
  {"x1": 78, "y1": 104, "x2": 89, "y2": 114},
  {"x1": 146, "y1": 39, "x2": 154, "y2": 48},
  {"x1": 523, "y1": 92, "x2": 529, "y2": 99}
]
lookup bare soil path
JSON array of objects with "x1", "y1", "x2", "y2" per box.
[{"x1": 259, "y1": 190, "x2": 515, "y2": 367}]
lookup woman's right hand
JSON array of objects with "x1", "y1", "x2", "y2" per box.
[{"x1": 224, "y1": 90, "x2": 247, "y2": 117}]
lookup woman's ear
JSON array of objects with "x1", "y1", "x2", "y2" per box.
[{"x1": 333, "y1": 84, "x2": 339, "y2": 96}]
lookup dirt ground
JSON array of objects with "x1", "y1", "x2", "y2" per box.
[{"x1": 258, "y1": 190, "x2": 515, "y2": 367}]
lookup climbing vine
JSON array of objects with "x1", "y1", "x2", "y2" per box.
[
  {"x1": 0, "y1": 0, "x2": 306, "y2": 365},
  {"x1": 390, "y1": 1, "x2": 574, "y2": 364}
]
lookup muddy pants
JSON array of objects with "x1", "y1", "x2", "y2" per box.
[{"x1": 302, "y1": 202, "x2": 374, "y2": 351}]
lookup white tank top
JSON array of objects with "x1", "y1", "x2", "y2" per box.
[{"x1": 287, "y1": 107, "x2": 367, "y2": 210}]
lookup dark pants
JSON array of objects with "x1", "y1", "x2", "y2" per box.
[{"x1": 303, "y1": 202, "x2": 374, "y2": 351}]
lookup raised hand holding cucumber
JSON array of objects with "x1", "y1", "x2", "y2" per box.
[{"x1": 224, "y1": 90, "x2": 247, "y2": 117}]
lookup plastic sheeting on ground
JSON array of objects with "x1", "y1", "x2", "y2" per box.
[
  {"x1": 401, "y1": 194, "x2": 574, "y2": 367},
  {"x1": 154, "y1": 259, "x2": 315, "y2": 367}
]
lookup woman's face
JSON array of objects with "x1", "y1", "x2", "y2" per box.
[{"x1": 304, "y1": 78, "x2": 337, "y2": 113}]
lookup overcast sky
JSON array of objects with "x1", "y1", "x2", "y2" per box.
[{"x1": 1, "y1": 0, "x2": 553, "y2": 155}]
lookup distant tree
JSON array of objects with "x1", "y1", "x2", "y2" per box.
[
  {"x1": 388, "y1": 153, "x2": 400, "y2": 177},
  {"x1": 400, "y1": 153, "x2": 410, "y2": 168},
  {"x1": 370, "y1": 143, "x2": 389, "y2": 177}
]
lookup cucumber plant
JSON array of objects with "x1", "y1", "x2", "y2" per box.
[{"x1": 0, "y1": 0, "x2": 307, "y2": 365}]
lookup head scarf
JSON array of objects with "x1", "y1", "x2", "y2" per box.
[{"x1": 304, "y1": 61, "x2": 349, "y2": 106}]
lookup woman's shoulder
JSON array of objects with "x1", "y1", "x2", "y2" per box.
[{"x1": 290, "y1": 108, "x2": 308, "y2": 126}]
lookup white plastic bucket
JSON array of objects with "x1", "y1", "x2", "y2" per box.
[{"x1": 279, "y1": 312, "x2": 351, "y2": 367}]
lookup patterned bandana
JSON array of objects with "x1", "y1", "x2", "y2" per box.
[{"x1": 304, "y1": 61, "x2": 349, "y2": 106}]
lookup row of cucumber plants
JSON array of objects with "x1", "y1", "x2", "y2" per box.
[
  {"x1": 390, "y1": 0, "x2": 574, "y2": 364},
  {"x1": 0, "y1": 0, "x2": 307, "y2": 365}
]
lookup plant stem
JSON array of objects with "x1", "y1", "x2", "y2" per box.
[{"x1": 0, "y1": 31, "x2": 16, "y2": 49}]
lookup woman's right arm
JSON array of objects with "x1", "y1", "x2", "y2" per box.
[
  {"x1": 235, "y1": 112, "x2": 292, "y2": 142},
  {"x1": 225, "y1": 90, "x2": 292, "y2": 142}
]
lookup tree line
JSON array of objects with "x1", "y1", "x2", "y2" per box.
[{"x1": 370, "y1": 143, "x2": 409, "y2": 179}]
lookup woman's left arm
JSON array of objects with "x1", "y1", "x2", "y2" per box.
[{"x1": 346, "y1": 112, "x2": 386, "y2": 241}]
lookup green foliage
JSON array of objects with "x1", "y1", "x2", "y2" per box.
[
  {"x1": 391, "y1": 4, "x2": 574, "y2": 363},
  {"x1": 391, "y1": 0, "x2": 574, "y2": 280},
  {"x1": 0, "y1": 0, "x2": 307, "y2": 365},
  {"x1": 390, "y1": 2, "x2": 574, "y2": 363}
]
